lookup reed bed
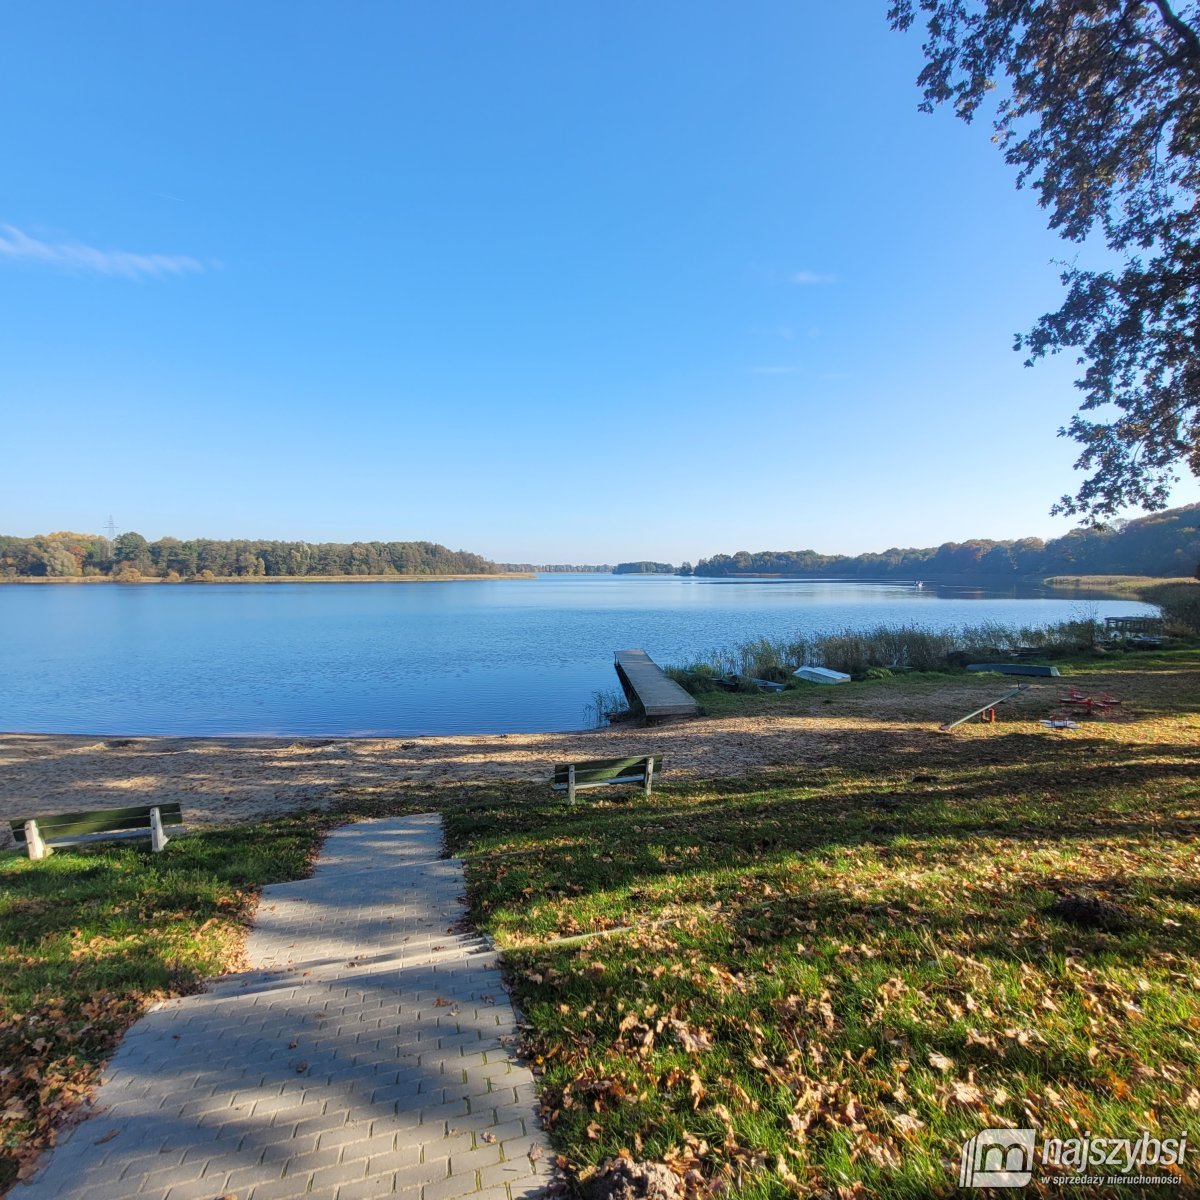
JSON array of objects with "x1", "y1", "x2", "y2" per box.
[{"x1": 667, "y1": 618, "x2": 1104, "y2": 687}]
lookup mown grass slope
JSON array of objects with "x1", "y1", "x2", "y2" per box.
[{"x1": 445, "y1": 651, "x2": 1200, "y2": 1197}]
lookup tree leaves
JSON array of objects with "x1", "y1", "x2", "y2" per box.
[{"x1": 891, "y1": 0, "x2": 1200, "y2": 517}]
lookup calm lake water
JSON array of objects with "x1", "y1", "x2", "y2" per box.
[{"x1": 0, "y1": 575, "x2": 1154, "y2": 736}]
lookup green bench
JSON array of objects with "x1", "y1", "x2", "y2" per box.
[
  {"x1": 10, "y1": 803, "x2": 184, "y2": 860},
  {"x1": 552, "y1": 756, "x2": 663, "y2": 804}
]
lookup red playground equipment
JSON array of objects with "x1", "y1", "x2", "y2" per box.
[{"x1": 1056, "y1": 689, "x2": 1123, "y2": 717}]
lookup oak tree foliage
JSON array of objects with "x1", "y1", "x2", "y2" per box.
[{"x1": 889, "y1": 0, "x2": 1200, "y2": 517}]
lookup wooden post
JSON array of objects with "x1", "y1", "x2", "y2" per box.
[
  {"x1": 24, "y1": 819, "x2": 49, "y2": 861},
  {"x1": 568, "y1": 764, "x2": 576, "y2": 805},
  {"x1": 150, "y1": 807, "x2": 169, "y2": 852},
  {"x1": 644, "y1": 756, "x2": 654, "y2": 798}
]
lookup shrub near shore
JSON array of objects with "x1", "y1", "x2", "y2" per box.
[
  {"x1": 666, "y1": 619, "x2": 1109, "y2": 687},
  {"x1": 1143, "y1": 582, "x2": 1200, "y2": 637}
]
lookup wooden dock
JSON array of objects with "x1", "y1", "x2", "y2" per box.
[{"x1": 613, "y1": 649, "x2": 700, "y2": 722}]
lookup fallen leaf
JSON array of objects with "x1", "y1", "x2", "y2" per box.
[
  {"x1": 669, "y1": 1019, "x2": 713, "y2": 1054},
  {"x1": 927, "y1": 1052, "x2": 955, "y2": 1073},
  {"x1": 944, "y1": 1081, "x2": 985, "y2": 1108},
  {"x1": 94, "y1": 1129, "x2": 120, "y2": 1145}
]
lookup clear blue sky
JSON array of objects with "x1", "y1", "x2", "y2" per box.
[{"x1": 3, "y1": 3, "x2": 1196, "y2": 563}]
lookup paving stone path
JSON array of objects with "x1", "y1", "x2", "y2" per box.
[{"x1": 18, "y1": 814, "x2": 552, "y2": 1200}]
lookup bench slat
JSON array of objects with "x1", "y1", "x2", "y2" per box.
[
  {"x1": 551, "y1": 773, "x2": 649, "y2": 792},
  {"x1": 10, "y1": 803, "x2": 184, "y2": 842},
  {"x1": 552, "y1": 757, "x2": 662, "y2": 786},
  {"x1": 37, "y1": 828, "x2": 161, "y2": 848}
]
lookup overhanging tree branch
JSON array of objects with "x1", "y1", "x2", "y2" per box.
[{"x1": 893, "y1": 0, "x2": 1200, "y2": 519}]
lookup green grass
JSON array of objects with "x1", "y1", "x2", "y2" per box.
[
  {"x1": 440, "y1": 652, "x2": 1200, "y2": 1197},
  {"x1": 0, "y1": 814, "x2": 327, "y2": 1190}
]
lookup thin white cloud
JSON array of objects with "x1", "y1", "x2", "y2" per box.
[
  {"x1": 790, "y1": 269, "x2": 836, "y2": 285},
  {"x1": 0, "y1": 224, "x2": 204, "y2": 279}
]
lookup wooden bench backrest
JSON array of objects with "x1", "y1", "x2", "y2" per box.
[
  {"x1": 9, "y1": 803, "x2": 184, "y2": 845},
  {"x1": 551, "y1": 757, "x2": 663, "y2": 789}
]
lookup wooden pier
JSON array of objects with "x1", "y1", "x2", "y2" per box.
[{"x1": 613, "y1": 649, "x2": 700, "y2": 722}]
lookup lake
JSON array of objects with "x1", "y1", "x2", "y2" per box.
[{"x1": 0, "y1": 575, "x2": 1155, "y2": 736}]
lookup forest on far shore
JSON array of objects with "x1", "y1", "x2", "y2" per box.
[
  {"x1": 5, "y1": 503, "x2": 1199, "y2": 583},
  {"x1": 614, "y1": 505, "x2": 1200, "y2": 581},
  {"x1": 0, "y1": 533, "x2": 502, "y2": 580},
  {"x1": 688, "y1": 505, "x2": 1200, "y2": 580}
]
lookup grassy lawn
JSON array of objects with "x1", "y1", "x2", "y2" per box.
[
  {"x1": 443, "y1": 651, "x2": 1200, "y2": 1197},
  {"x1": 695, "y1": 646, "x2": 1200, "y2": 714},
  {"x1": 2, "y1": 650, "x2": 1198, "y2": 1196},
  {"x1": 0, "y1": 814, "x2": 329, "y2": 1190}
]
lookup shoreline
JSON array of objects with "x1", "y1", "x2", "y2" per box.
[
  {"x1": 1, "y1": 572, "x2": 1185, "y2": 590},
  {"x1": 5, "y1": 655, "x2": 1195, "y2": 829},
  {"x1": 1042, "y1": 573, "x2": 1193, "y2": 594},
  {"x1": 0, "y1": 572, "x2": 535, "y2": 585}
]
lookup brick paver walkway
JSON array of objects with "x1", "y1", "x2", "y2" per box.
[{"x1": 18, "y1": 814, "x2": 551, "y2": 1200}]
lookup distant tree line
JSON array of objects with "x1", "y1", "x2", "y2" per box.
[
  {"x1": 499, "y1": 563, "x2": 614, "y2": 573},
  {"x1": 0, "y1": 532, "x2": 503, "y2": 580},
  {"x1": 613, "y1": 561, "x2": 677, "y2": 575},
  {"x1": 689, "y1": 505, "x2": 1200, "y2": 580}
]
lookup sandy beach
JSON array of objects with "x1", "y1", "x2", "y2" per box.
[
  {"x1": 0, "y1": 715, "x2": 864, "y2": 827},
  {"x1": 3, "y1": 665, "x2": 1192, "y2": 830}
]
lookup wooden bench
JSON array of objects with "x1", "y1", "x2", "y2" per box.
[
  {"x1": 9, "y1": 803, "x2": 184, "y2": 860},
  {"x1": 552, "y1": 756, "x2": 663, "y2": 804}
]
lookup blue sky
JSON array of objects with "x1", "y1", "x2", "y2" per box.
[{"x1": 3, "y1": 3, "x2": 1196, "y2": 563}]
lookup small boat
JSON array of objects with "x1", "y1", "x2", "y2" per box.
[
  {"x1": 793, "y1": 666, "x2": 851, "y2": 685},
  {"x1": 746, "y1": 676, "x2": 786, "y2": 692}
]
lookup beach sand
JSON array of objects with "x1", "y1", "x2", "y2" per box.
[{"x1": 6, "y1": 663, "x2": 1192, "y2": 831}]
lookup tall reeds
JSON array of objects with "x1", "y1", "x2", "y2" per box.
[{"x1": 668, "y1": 618, "x2": 1104, "y2": 686}]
